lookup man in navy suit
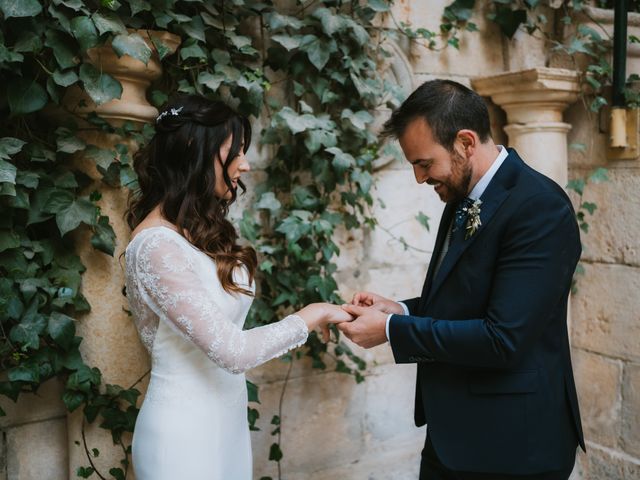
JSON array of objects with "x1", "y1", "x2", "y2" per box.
[{"x1": 339, "y1": 79, "x2": 585, "y2": 479}]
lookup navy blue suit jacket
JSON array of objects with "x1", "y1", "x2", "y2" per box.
[{"x1": 389, "y1": 149, "x2": 585, "y2": 475}]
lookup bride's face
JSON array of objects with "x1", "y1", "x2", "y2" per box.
[{"x1": 214, "y1": 134, "x2": 250, "y2": 200}]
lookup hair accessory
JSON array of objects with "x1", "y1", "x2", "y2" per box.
[{"x1": 156, "y1": 106, "x2": 184, "y2": 123}]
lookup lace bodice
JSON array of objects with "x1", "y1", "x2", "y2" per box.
[{"x1": 124, "y1": 226, "x2": 308, "y2": 374}]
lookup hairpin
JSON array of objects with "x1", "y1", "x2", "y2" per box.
[{"x1": 156, "y1": 106, "x2": 184, "y2": 123}]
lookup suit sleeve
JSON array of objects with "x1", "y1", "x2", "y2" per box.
[
  {"x1": 400, "y1": 297, "x2": 421, "y2": 315},
  {"x1": 389, "y1": 192, "x2": 581, "y2": 369}
]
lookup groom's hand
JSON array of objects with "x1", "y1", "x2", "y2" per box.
[
  {"x1": 337, "y1": 304, "x2": 388, "y2": 349},
  {"x1": 351, "y1": 291, "x2": 404, "y2": 315}
]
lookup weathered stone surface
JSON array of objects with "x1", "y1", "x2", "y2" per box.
[
  {"x1": 622, "y1": 362, "x2": 640, "y2": 458},
  {"x1": 574, "y1": 442, "x2": 640, "y2": 480},
  {"x1": 365, "y1": 168, "x2": 442, "y2": 268},
  {"x1": 251, "y1": 371, "x2": 367, "y2": 478},
  {"x1": 0, "y1": 379, "x2": 66, "y2": 430},
  {"x1": 568, "y1": 168, "x2": 640, "y2": 267},
  {"x1": 572, "y1": 348, "x2": 622, "y2": 449},
  {"x1": 571, "y1": 263, "x2": 640, "y2": 361},
  {"x1": 6, "y1": 418, "x2": 67, "y2": 480},
  {"x1": 391, "y1": 0, "x2": 504, "y2": 77}
]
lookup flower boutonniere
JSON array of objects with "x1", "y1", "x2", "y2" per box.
[{"x1": 464, "y1": 199, "x2": 482, "y2": 239}]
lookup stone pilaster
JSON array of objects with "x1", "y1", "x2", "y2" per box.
[
  {"x1": 472, "y1": 67, "x2": 581, "y2": 188},
  {"x1": 62, "y1": 31, "x2": 180, "y2": 479}
]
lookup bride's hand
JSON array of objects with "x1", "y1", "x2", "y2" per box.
[{"x1": 296, "y1": 303, "x2": 354, "y2": 342}]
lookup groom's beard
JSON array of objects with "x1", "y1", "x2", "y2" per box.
[{"x1": 432, "y1": 152, "x2": 473, "y2": 204}]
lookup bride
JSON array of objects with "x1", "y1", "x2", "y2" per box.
[{"x1": 124, "y1": 95, "x2": 351, "y2": 479}]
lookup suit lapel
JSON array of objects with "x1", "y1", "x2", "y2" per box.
[
  {"x1": 423, "y1": 149, "x2": 523, "y2": 307},
  {"x1": 417, "y1": 203, "x2": 455, "y2": 312}
]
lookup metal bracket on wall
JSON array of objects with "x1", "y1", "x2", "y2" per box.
[{"x1": 607, "y1": 108, "x2": 639, "y2": 161}]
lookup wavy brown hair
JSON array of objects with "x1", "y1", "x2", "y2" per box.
[{"x1": 126, "y1": 95, "x2": 257, "y2": 295}]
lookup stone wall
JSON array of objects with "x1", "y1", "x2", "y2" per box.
[{"x1": 2, "y1": 2, "x2": 639, "y2": 479}]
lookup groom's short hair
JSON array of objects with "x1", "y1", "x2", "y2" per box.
[{"x1": 382, "y1": 79, "x2": 492, "y2": 151}]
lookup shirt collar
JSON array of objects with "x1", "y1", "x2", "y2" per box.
[{"x1": 468, "y1": 145, "x2": 508, "y2": 201}]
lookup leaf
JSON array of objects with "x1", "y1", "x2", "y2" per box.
[
  {"x1": 270, "y1": 34, "x2": 301, "y2": 51},
  {"x1": 44, "y1": 30, "x2": 78, "y2": 70},
  {"x1": 255, "y1": 192, "x2": 281, "y2": 212},
  {"x1": 112, "y1": 33, "x2": 152, "y2": 65},
  {"x1": 92, "y1": 11, "x2": 127, "y2": 35},
  {"x1": 56, "y1": 197, "x2": 98, "y2": 235},
  {"x1": 581, "y1": 202, "x2": 597, "y2": 215},
  {"x1": 246, "y1": 380, "x2": 260, "y2": 403},
  {"x1": 268, "y1": 443, "x2": 283, "y2": 462},
  {"x1": 91, "y1": 215, "x2": 116, "y2": 256},
  {"x1": 415, "y1": 212, "x2": 430, "y2": 231},
  {"x1": 367, "y1": 0, "x2": 390, "y2": 12},
  {"x1": 53, "y1": 69, "x2": 79, "y2": 87},
  {"x1": 0, "y1": 137, "x2": 26, "y2": 161},
  {"x1": 79, "y1": 63, "x2": 123, "y2": 105},
  {"x1": 179, "y1": 40, "x2": 207, "y2": 60},
  {"x1": 8, "y1": 365, "x2": 40, "y2": 383},
  {"x1": 56, "y1": 130, "x2": 86, "y2": 154},
  {"x1": 0, "y1": 0, "x2": 42, "y2": 17},
  {"x1": 10, "y1": 314, "x2": 46, "y2": 351},
  {"x1": 341, "y1": 109, "x2": 374, "y2": 130},
  {"x1": 14, "y1": 31, "x2": 43, "y2": 53},
  {"x1": 182, "y1": 15, "x2": 206, "y2": 43},
  {"x1": 48, "y1": 311, "x2": 76, "y2": 349},
  {"x1": 7, "y1": 80, "x2": 48, "y2": 116},
  {"x1": 70, "y1": 16, "x2": 99, "y2": 51},
  {"x1": 566, "y1": 179, "x2": 585, "y2": 196},
  {"x1": 300, "y1": 35, "x2": 330, "y2": 70},
  {"x1": 197, "y1": 71, "x2": 225, "y2": 92},
  {"x1": 589, "y1": 96, "x2": 607, "y2": 112},
  {"x1": 76, "y1": 466, "x2": 94, "y2": 478},
  {"x1": 588, "y1": 167, "x2": 609, "y2": 183}
]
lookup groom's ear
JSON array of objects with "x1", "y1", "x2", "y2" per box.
[{"x1": 455, "y1": 129, "x2": 479, "y2": 157}]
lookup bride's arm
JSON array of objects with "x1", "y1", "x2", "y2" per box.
[{"x1": 134, "y1": 231, "x2": 343, "y2": 374}]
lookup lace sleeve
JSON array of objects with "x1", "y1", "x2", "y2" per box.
[{"x1": 133, "y1": 230, "x2": 308, "y2": 374}]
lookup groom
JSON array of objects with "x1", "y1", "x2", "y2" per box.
[{"x1": 339, "y1": 79, "x2": 585, "y2": 479}]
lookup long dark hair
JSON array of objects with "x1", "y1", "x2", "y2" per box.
[{"x1": 126, "y1": 95, "x2": 257, "y2": 295}]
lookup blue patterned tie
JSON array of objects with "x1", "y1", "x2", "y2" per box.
[{"x1": 453, "y1": 197, "x2": 474, "y2": 233}]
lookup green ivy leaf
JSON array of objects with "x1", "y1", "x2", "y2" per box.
[
  {"x1": 416, "y1": 212, "x2": 431, "y2": 231},
  {"x1": 268, "y1": 443, "x2": 283, "y2": 462},
  {"x1": 44, "y1": 30, "x2": 78, "y2": 70},
  {"x1": 79, "y1": 63, "x2": 123, "y2": 105},
  {"x1": 367, "y1": 0, "x2": 390, "y2": 12},
  {"x1": 8, "y1": 364, "x2": 40, "y2": 383},
  {"x1": 0, "y1": 0, "x2": 42, "y2": 18},
  {"x1": 197, "y1": 71, "x2": 225, "y2": 92},
  {"x1": 588, "y1": 167, "x2": 609, "y2": 183},
  {"x1": 7, "y1": 80, "x2": 48, "y2": 116},
  {"x1": 10, "y1": 313, "x2": 46, "y2": 351},
  {"x1": 92, "y1": 11, "x2": 127, "y2": 35},
  {"x1": 91, "y1": 215, "x2": 116, "y2": 256},
  {"x1": 300, "y1": 35, "x2": 330, "y2": 70},
  {"x1": 255, "y1": 192, "x2": 281, "y2": 212},
  {"x1": 48, "y1": 311, "x2": 76, "y2": 350},
  {"x1": 70, "y1": 16, "x2": 99, "y2": 51},
  {"x1": 270, "y1": 34, "x2": 301, "y2": 51},
  {"x1": 52, "y1": 69, "x2": 79, "y2": 87},
  {"x1": 0, "y1": 137, "x2": 26, "y2": 161},
  {"x1": 246, "y1": 380, "x2": 260, "y2": 403},
  {"x1": 55, "y1": 197, "x2": 98, "y2": 236},
  {"x1": 0, "y1": 159, "x2": 17, "y2": 186},
  {"x1": 112, "y1": 33, "x2": 152, "y2": 65}
]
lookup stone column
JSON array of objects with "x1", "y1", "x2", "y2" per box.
[
  {"x1": 62, "y1": 31, "x2": 179, "y2": 479},
  {"x1": 472, "y1": 67, "x2": 580, "y2": 188}
]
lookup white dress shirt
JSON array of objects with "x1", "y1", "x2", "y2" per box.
[{"x1": 385, "y1": 146, "x2": 509, "y2": 341}]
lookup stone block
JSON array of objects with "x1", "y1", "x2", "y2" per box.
[
  {"x1": 571, "y1": 264, "x2": 640, "y2": 361},
  {"x1": 575, "y1": 442, "x2": 640, "y2": 480},
  {"x1": 394, "y1": 0, "x2": 504, "y2": 77},
  {"x1": 363, "y1": 363, "x2": 422, "y2": 445},
  {"x1": 365, "y1": 168, "x2": 442, "y2": 268},
  {"x1": 251, "y1": 371, "x2": 366, "y2": 478},
  {"x1": 6, "y1": 418, "x2": 67, "y2": 480},
  {"x1": 0, "y1": 378, "x2": 66, "y2": 430},
  {"x1": 568, "y1": 169, "x2": 640, "y2": 267},
  {"x1": 572, "y1": 348, "x2": 622, "y2": 448},
  {"x1": 622, "y1": 362, "x2": 640, "y2": 457}
]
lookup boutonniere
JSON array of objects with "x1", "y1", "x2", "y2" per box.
[{"x1": 464, "y1": 199, "x2": 482, "y2": 239}]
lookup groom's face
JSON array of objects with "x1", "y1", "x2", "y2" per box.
[{"x1": 398, "y1": 117, "x2": 472, "y2": 204}]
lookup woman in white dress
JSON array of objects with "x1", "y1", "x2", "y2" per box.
[{"x1": 124, "y1": 95, "x2": 351, "y2": 479}]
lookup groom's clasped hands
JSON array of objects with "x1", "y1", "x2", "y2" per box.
[{"x1": 302, "y1": 292, "x2": 397, "y2": 348}]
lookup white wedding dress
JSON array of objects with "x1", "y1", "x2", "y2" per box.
[{"x1": 124, "y1": 226, "x2": 308, "y2": 479}]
